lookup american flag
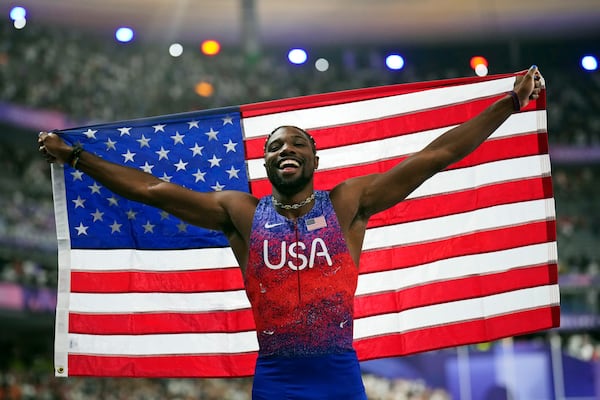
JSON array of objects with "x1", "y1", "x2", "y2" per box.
[{"x1": 52, "y1": 72, "x2": 559, "y2": 378}]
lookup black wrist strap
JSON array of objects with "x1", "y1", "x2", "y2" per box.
[
  {"x1": 68, "y1": 144, "x2": 84, "y2": 169},
  {"x1": 508, "y1": 90, "x2": 521, "y2": 112}
]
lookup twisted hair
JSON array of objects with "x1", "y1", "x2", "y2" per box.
[{"x1": 263, "y1": 125, "x2": 317, "y2": 154}]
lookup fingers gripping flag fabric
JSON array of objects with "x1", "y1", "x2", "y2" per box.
[{"x1": 52, "y1": 72, "x2": 559, "y2": 378}]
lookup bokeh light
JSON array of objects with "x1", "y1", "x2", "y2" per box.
[
  {"x1": 115, "y1": 27, "x2": 134, "y2": 43},
  {"x1": 385, "y1": 54, "x2": 404, "y2": 70},
  {"x1": 9, "y1": 6, "x2": 27, "y2": 21},
  {"x1": 581, "y1": 55, "x2": 598, "y2": 71},
  {"x1": 13, "y1": 18, "x2": 27, "y2": 29},
  {"x1": 169, "y1": 43, "x2": 184, "y2": 57},
  {"x1": 201, "y1": 40, "x2": 221, "y2": 56},
  {"x1": 288, "y1": 48, "x2": 308, "y2": 65},
  {"x1": 470, "y1": 56, "x2": 488, "y2": 70},
  {"x1": 315, "y1": 58, "x2": 329, "y2": 72},
  {"x1": 195, "y1": 81, "x2": 214, "y2": 97},
  {"x1": 475, "y1": 63, "x2": 489, "y2": 77}
]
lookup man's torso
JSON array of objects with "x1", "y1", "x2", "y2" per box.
[{"x1": 245, "y1": 191, "x2": 358, "y2": 357}]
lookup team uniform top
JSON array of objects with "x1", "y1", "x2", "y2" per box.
[{"x1": 245, "y1": 190, "x2": 359, "y2": 357}]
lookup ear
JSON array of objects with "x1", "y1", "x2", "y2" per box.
[{"x1": 314, "y1": 156, "x2": 319, "y2": 170}]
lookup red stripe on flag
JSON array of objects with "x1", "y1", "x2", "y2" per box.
[
  {"x1": 355, "y1": 264, "x2": 558, "y2": 319},
  {"x1": 453, "y1": 133, "x2": 548, "y2": 170},
  {"x1": 71, "y1": 268, "x2": 244, "y2": 293},
  {"x1": 354, "y1": 306, "x2": 561, "y2": 360},
  {"x1": 369, "y1": 176, "x2": 553, "y2": 228},
  {"x1": 67, "y1": 352, "x2": 258, "y2": 378},
  {"x1": 69, "y1": 309, "x2": 255, "y2": 335},
  {"x1": 359, "y1": 220, "x2": 557, "y2": 274}
]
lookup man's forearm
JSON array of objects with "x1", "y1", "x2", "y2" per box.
[
  {"x1": 449, "y1": 94, "x2": 514, "y2": 155},
  {"x1": 427, "y1": 94, "x2": 515, "y2": 165},
  {"x1": 57, "y1": 141, "x2": 165, "y2": 205}
]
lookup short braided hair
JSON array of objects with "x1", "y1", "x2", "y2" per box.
[{"x1": 263, "y1": 125, "x2": 317, "y2": 154}]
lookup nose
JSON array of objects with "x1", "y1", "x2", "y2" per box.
[{"x1": 279, "y1": 141, "x2": 297, "y2": 155}]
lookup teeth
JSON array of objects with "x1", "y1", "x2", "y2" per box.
[{"x1": 280, "y1": 160, "x2": 300, "y2": 168}]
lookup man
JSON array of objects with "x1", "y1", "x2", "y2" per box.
[{"x1": 39, "y1": 66, "x2": 543, "y2": 399}]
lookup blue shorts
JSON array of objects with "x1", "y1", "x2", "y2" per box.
[{"x1": 252, "y1": 350, "x2": 367, "y2": 400}]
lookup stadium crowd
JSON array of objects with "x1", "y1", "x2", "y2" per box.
[
  {"x1": 0, "y1": 20, "x2": 598, "y2": 400},
  {"x1": 0, "y1": 371, "x2": 453, "y2": 400}
]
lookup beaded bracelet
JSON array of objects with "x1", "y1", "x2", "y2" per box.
[
  {"x1": 68, "y1": 144, "x2": 84, "y2": 169},
  {"x1": 508, "y1": 90, "x2": 521, "y2": 112}
]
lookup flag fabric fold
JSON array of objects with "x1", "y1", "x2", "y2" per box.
[{"x1": 52, "y1": 72, "x2": 559, "y2": 378}]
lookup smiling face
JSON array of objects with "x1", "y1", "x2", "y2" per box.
[{"x1": 264, "y1": 126, "x2": 319, "y2": 196}]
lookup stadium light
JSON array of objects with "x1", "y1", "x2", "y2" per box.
[
  {"x1": 474, "y1": 64, "x2": 489, "y2": 77},
  {"x1": 470, "y1": 56, "x2": 489, "y2": 76},
  {"x1": 315, "y1": 58, "x2": 329, "y2": 72},
  {"x1": 385, "y1": 54, "x2": 404, "y2": 71},
  {"x1": 581, "y1": 55, "x2": 598, "y2": 71},
  {"x1": 9, "y1": 6, "x2": 26, "y2": 21},
  {"x1": 9, "y1": 6, "x2": 27, "y2": 29},
  {"x1": 288, "y1": 48, "x2": 308, "y2": 65},
  {"x1": 115, "y1": 27, "x2": 134, "y2": 43},
  {"x1": 201, "y1": 40, "x2": 221, "y2": 56},
  {"x1": 470, "y1": 56, "x2": 488, "y2": 70},
  {"x1": 169, "y1": 43, "x2": 184, "y2": 57},
  {"x1": 195, "y1": 81, "x2": 214, "y2": 97},
  {"x1": 13, "y1": 18, "x2": 26, "y2": 29}
]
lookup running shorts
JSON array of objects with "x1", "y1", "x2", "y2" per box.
[{"x1": 251, "y1": 350, "x2": 367, "y2": 399}]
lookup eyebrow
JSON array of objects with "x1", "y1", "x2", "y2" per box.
[
  {"x1": 291, "y1": 134, "x2": 310, "y2": 142},
  {"x1": 264, "y1": 127, "x2": 317, "y2": 154},
  {"x1": 267, "y1": 134, "x2": 309, "y2": 146}
]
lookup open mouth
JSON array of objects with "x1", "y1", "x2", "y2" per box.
[{"x1": 278, "y1": 158, "x2": 301, "y2": 172}]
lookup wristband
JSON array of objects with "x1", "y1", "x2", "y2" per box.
[
  {"x1": 68, "y1": 144, "x2": 84, "y2": 169},
  {"x1": 508, "y1": 90, "x2": 521, "y2": 112}
]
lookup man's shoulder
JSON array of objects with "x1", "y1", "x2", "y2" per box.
[
  {"x1": 329, "y1": 176, "x2": 374, "y2": 223},
  {"x1": 221, "y1": 190, "x2": 259, "y2": 204},
  {"x1": 214, "y1": 190, "x2": 259, "y2": 215},
  {"x1": 329, "y1": 175, "x2": 372, "y2": 200},
  {"x1": 219, "y1": 190, "x2": 259, "y2": 232}
]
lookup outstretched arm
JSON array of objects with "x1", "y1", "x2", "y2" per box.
[
  {"x1": 354, "y1": 65, "x2": 544, "y2": 218},
  {"x1": 38, "y1": 132, "x2": 257, "y2": 234}
]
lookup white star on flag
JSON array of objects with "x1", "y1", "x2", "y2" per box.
[
  {"x1": 83, "y1": 129, "x2": 97, "y2": 139},
  {"x1": 118, "y1": 127, "x2": 132, "y2": 136}
]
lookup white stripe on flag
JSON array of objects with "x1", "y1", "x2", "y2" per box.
[
  {"x1": 408, "y1": 154, "x2": 549, "y2": 200},
  {"x1": 68, "y1": 331, "x2": 259, "y2": 356},
  {"x1": 363, "y1": 198, "x2": 555, "y2": 251},
  {"x1": 356, "y1": 242, "x2": 558, "y2": 296},
  {"x1": 354, "y1": 284, "x2": 560, "y2": 340},
  {"x1": 71, "y1": 247, "x2": 238, "y2": 271},
  {"x1": 69, "y1": 290, "x2": 251, "y2": 313}
]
